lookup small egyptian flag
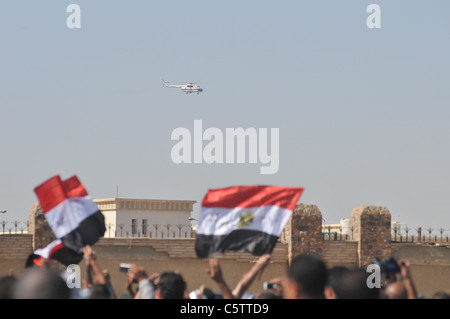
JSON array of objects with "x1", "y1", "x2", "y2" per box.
[
  {"x1": 195, "y1": 185, "x2": 304, "y2": 259},
  {"x1": 26, "y1": 239, "x2": 83, "y2": 268},
  {"x1": 34, "y1": 175, "x2": 106, "y2": 254}
]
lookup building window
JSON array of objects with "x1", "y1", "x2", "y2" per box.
[
  {"x1": 131, "y1": 219, "x2": 138, "y2": 235},
  {"x1": 142, "y1": 219, "x2": 148, "y2": 236}
]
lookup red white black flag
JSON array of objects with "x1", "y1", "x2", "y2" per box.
[
  {"x1": 26, "y1": 239, "x2": 84, "y2": 267},
  {"x1": 33, "y1": 175, "x2": 106, "y2": 257},
  {"x1": 195, "y1": 185, "x2": 304, "y2": 259}
]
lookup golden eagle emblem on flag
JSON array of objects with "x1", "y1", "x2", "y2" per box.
[{"x1": 237, "y1": 210, "x2": 254, "y2": 227}]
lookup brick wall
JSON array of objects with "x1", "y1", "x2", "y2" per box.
[
  {"x1": 321, "y1": 241, "x2": 358, "y2": 267},
  {"x1": 0, "y1": 234, "x2": 33, "y2": 276},
  {"x1": 0, "y1": 234, "x2": 33, "y2": 260}
]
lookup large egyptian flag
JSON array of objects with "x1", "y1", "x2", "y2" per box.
[
  {"x1": 34, "y1": 175, "x2": 106, "y2": 255},
  {"x1": 195, "y1": 185, "x2": 304, "y2": 259}
]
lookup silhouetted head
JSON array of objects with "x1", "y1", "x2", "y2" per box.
[
  {"x1": 324, "y1": 265, "x2": 350, "y2": 299},
  {"x1": 89, "y1": 284, "x2": 112, "y2": 299},
  {"x1": 13, "y1": 268, "x2": 70, "y2": 299},
  {"x1": 432, "y1": 291, "x2": 450, "y2": 299},
  {"x1": 384, "y1": 282, "x2": 407, "y2": 299},
  {"x1": 256, "y1": 291, "x2": 280, "y2": 299},
  {"x1": 155, "y1": 272, "x2": 186, "y2": 299},
  {"x1": 283, "y1": 253, "x2": 328, "y2": 299},
  {"x1": 0, "y1": 275, "x2": 17, "y2": 299},
  {"x1": 333, "y1": 269, "x2": 380, "y2": 299}
]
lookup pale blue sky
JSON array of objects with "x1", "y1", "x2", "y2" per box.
[{"x1": 1, "y1": 1, "x2": 450, "y2": 232}]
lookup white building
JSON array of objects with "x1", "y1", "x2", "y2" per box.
[
  {"x1": 322, "y1": 219, "x2": 351, "y2": 239},
  {"x1": 340, "y1": 218, "x2": 351, "y2": 235},
  {"x1": 94, "y1": 198, "x2": 196, "y2": 238}
]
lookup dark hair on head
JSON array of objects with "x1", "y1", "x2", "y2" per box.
[
  {"x1": 327, "y1": 265, "x2": 349, "y2": 290},
  {"x1": 89, "y1": 284, "x2": 112, "y2": 299},
  {"x1": 288, "y1": 253, "x2": 328, "y2": 298},
  {"x1": 333, "y1": 269, "x2": 380, "y2": 299},
  {"x1": 157, "y1": 272, "x2": 186, "y2": 299},
  {"x1": 433, "y1": 291, "x2": 450, "y2": 299},
  {"x1": 0, "y1": 276, "x2": 17, "y2": 299},
  {"x1": 257, "y1": 291, "x2": 280, "y2": 299},
  {"x1": 13, "y1": 268, "x2": 71, "y2": 299},
  {"x1": 202, "y1": 287, "x2": 216, "y2": 299}
]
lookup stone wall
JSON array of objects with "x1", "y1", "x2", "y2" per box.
[
  {"x1": 391, "y1": 243, "x2": 450, "y2": 296},
  {"x1": 28, "y1": 203, "x2": 54, "y2": 250},
  {"x1": 321, "y1": 241, "x2": 358, "y2": 268},
  {"x1": 0, "y1": 234, "x2": 33, "y2": 260},
  {"x1": 283, "y1": 204, "x2": 323, "y2": 263},
  {"x1": 350, "y1": 205, "x2": 392, "y2": 267},
  {"x1": 0, "y1": 234, "x2": 33, "y2": 276}
]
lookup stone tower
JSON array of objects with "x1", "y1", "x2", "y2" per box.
[
  {"x1": 283, "y1": 204, "x2": 323, "y2": 263},
  {"x1": 28, "y1": 203, "x2": 55, "y2": 250},
  {"x1": 350, "y1": 205, "x2": 391, "y2": 267}
]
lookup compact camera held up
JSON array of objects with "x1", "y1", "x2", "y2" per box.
[
  {"x1": 263, "y1": 281, "x2": 279, "y2": 290},
  {"x1": 119, "y1": 263, "x2": 132, "y2": 273},
  {"x1": 371, "y1": 256, "x2": 405, "y2": 281}
]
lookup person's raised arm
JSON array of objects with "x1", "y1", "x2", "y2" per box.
[
  {"x1": 102, "y1": 269, "x2": 118, "y2": 299},
  {"x1": 85, "y1": 262, "x2": 93, "y2": 288},
  {"x1": 83, "y1": 245, "x2": 106, "y2": 285},
  {"x1": 125, "y1": 271, "x2": 137, "y2": 298},
  {"x1": 129, "y1": 264, "x2": 155, "y2": 299},
  {"x1": 232, "y1": 254, "x2": 271, "y2": 299},
  {"x1": 207, "y1": 258, "x2": 234, "y2": 299},
  {"x1": 83, "y1": 247, "x2": 94, "y2": 288},
  {"x1": 399, "y1": 260, "x2": 417, "y2": 299}
]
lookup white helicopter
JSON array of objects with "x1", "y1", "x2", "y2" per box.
[{"x1": 162, "y1": 79, "x2": 203, "y2": 95}]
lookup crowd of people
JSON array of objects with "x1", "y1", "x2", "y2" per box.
[{"x1": 0, "y1": 246, "x2": 449, "y2": 299}]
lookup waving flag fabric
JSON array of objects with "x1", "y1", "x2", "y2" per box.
[
  {"x1": 34, "y1": 175, "x2": 106, "y2": 255},
  {"x1": 195, "y1": 185, "x2": 304, "y2": 259},
  {"x1": 26, "y1": 239, "x2": 83, "y2": 268}
]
